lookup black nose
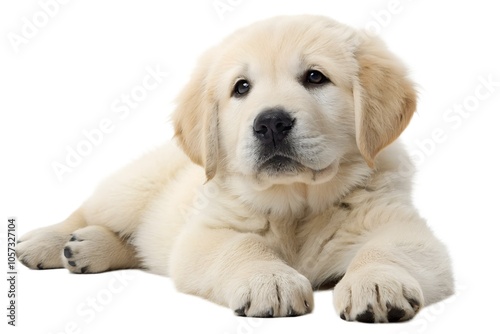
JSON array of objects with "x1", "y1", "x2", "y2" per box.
[{"x1": 253, "y1": 109, "x2": 294, "y2": 146}]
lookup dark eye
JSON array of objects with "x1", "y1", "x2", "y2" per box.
[
  {"x1": 233, "y1": 79, "x2": 250, "y2": 97},
  {"x1": 305, "y1": 70, "x2": 329, "y2": 85}
]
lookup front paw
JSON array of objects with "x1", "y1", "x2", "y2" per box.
[
  {"x1": 229, "y1": 264, "x2": 314, "y2": 317},
  {"x1": 333, "y1": 265, "x2": 423, "y2": 323}
]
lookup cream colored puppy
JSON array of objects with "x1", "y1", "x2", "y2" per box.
[{"x1": 17, "y1": 15, "x2": 454, "y2": 322}]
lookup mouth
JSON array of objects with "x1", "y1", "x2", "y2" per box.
[
  {"x1": 258, "y1": 155, "x2": 304, "y2": 175},
  {"x1": 253, "y1": 153, "x2": 339, "y2": 188}
]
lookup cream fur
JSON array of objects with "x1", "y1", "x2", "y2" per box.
[{"x1": 17, "y1": 15, "x2": 453, "y2": 322}]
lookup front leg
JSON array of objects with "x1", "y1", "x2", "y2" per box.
[
  {"x1": 169, "y1": 226, "x2": 314, "y2": 317},
  {"x1": 333, "y1": 221, "x2": 454, "y2": 323}
]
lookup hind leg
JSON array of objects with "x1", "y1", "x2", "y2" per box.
[
  {"x1": 62, "y1": 225, "x2": 140, "y2": 274},
  {"x1": 17, "y1": 144, "x2": 191, "y2": 272},
  {"x1": 17, "y1": 210, "x2": 86, "y2": 270}
]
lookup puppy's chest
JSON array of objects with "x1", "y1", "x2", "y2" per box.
[
  {"x1": 261, "y1": 206, "x2": 351, "y2": 265},
  {"x1": 210, "y1": 194, "x2": 357, "y2": 264}
]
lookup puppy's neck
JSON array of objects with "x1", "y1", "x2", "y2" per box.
[{"x1": 212, "y1": 153, "x2": 372, "y2": 221}]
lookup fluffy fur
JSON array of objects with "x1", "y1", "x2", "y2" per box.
[{"x1": 17, "y1": 15, "x2": 453, "y2": 322}]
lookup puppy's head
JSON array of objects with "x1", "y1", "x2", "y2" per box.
[{"x1": 173, "y1": 16, "x2": 416, "y2": 187}]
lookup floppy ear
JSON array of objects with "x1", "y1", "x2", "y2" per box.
[
  {"x1": 172, "y1": 50, "x2": 219, "y2": 180},
  {"x1": 353, "y1": 35, "x2": 417, "y2": 167}
]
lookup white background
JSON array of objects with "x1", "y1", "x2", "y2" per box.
[{"x1": 1, "y1": 0, "x2": 499, "y2": 333}]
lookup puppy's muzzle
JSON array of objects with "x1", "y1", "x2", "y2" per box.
[{"x1": 253, "y1": 109, "x2": 295, "y2": 148}]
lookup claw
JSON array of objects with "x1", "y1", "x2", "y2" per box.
[
  {"x1": 260, "y1": 308, "x2": 274, "y2": 318},
  {"x1": 355, "y1": 304, "x2": 375, "y2": 323},
  {"x1": 63, "y1": 247, "x2": 73, "y2": 259}
]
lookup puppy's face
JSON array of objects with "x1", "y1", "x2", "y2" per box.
[
  {"x1": 173, "y1": 16, "x2": 416, "y2": 188},
  {"x1": 215, "y1": 23, "x2": 358, "y2": 187}
]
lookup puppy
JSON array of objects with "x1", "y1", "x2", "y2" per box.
[{"x1": 17, "y1": 15, "x2": 454, "y2": 322}]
